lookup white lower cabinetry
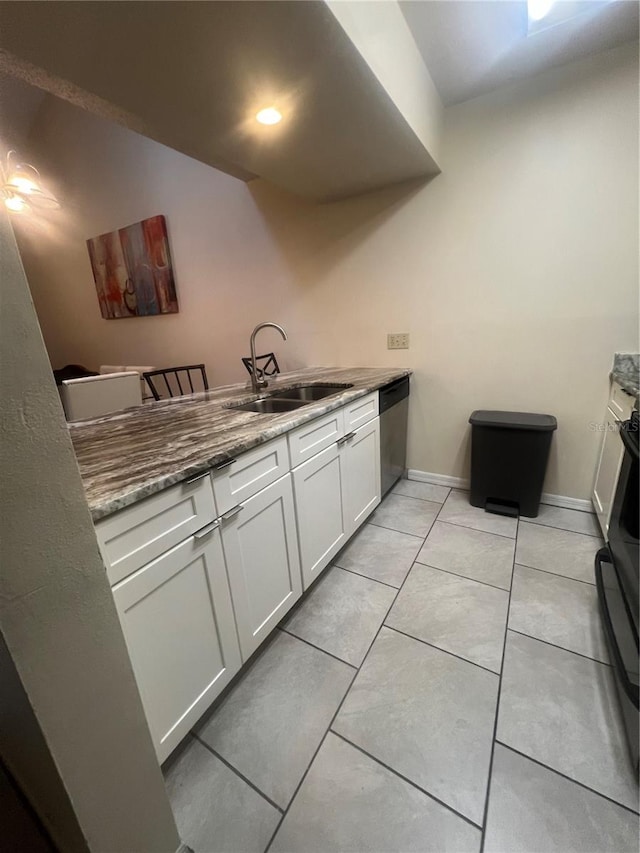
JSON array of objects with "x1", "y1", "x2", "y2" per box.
[
  {"x1": 343, "y1": 418, "x2": 381, "y2": 536},
  {"x1": 99, "y1": 390, "x2": 389, "y2": 762},
  {"x1": 219, "y1": 473, "x2": 302, "y2": 660},
  {"x1": 592, "y1": 382, "x2": 635, "y2": 537},
  {"x1": 112, "y1": 529, "x2": 241, "y2": 763},
  {"x1": 293, "y1": 415, "x2": 381, "y2": 590},
  {"x1": 293, "y1": 442, "x2": 348, "y2": 590}
]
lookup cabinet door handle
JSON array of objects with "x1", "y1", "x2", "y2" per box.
[
  {"x1": 194, "y1": 519, "x2": 221, "y2": 539},
  {"x1": 219, "y1": 505, "x2": 243, "y2": 523},
  {"x1": 214, "y1": 458, "x2": 236, "y2": 471},
  {"x1": 336, "y1": 431, "x2": 356, "y2": 446},
  {"x1": 185, "y1": 471, "x2": 209, "y2": 485}
]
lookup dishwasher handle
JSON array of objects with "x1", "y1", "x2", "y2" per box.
[{"x1": 379, "y1": 377, "x2": 409, "y2": 414}]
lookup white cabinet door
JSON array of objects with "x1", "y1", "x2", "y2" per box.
[
  {"x1": 112, "y1": 528, "x2": 241, "y2": 763},
  {"x1": 293, "y1": 442, "x2": 347, "y2": 590},
  {"x1": 343, "y1": 417, "x2": 381, "y2": 536},
  {"x1": 220, "y1": 474, "x2": 302, "y2": 660},
  {"x1": 592, "y1": 408, "x2": 625, "y2": 536}
]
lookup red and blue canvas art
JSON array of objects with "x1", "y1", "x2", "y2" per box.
[{"x1": 87, "y1": 215, "x2": 179, "y2": 319}]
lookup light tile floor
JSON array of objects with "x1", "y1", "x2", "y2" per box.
[{"x1": 164, "y1": 482, "x2": 639, "y2": 853}]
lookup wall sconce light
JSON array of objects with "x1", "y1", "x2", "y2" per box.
[{"x1": 1, "y1": 150, "x2": 60, "y2": 214}]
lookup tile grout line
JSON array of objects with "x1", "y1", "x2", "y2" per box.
[
  {"x1": 368, "y1": 519, "x2": 437, "y2": 538},
  {"x1": 391, "y1": 487, "x2": 451, "y2": 504},
  {"x1": 277, "y1": 626, "x2": 358, "y2": 669},
  {"x1": 330, "y1": 730, "x2": 484, "y2": 833},
  {"x1": 478, "y1": 516, "x2": 517, "y2": 853},
  {"x1": 525, "y1": 520, "x2": 602, "y2": 539},
  {"x1": 333, "y1": 562, "x2": 401, "y2": 590},
  {"x1": 413, "y1": 560, "x2": 511, "y2": 593},
  {"x1": 520, "y1": 517, "x2": 603, "y2": 539},
  {"x1": 514, "y1": 560, "x2": 596, "y2": 587},
  {"x1": 357, "y1": 521, "x2": 425, "y2": 542},
  {"x1": 263, "y1": 521, "x2": 434, "y2": 853},
  {"x1": 191, "y1": 733, "x2": 285, "y2": 815},
  {"x1": 437, "y1": 518, "x2": 518, "y2": 541},
  {"x1": 495, "y1": 740, "x2": 640, "y2": 817},
  {"x1": 261, "y1": 667, "x2": 357, "y2": 853},
  {"x1": 382, "y1": 624, "x2": 502, "y2": 678},
  {"x1": 506, "y1": 627, "x2": 612, "y2": 668}
]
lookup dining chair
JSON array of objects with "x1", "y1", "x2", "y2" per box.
[
  {"x1": 142, "y1": 364, "x2": 209, "y2": 400},
  {"x1": 241, "y1": 352, "x2": 280, "y2": 379},
  {"x1": 60, "y1": 372, "x2": 142, "y2": 421}
]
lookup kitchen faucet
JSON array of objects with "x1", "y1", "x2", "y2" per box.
[{"x1": 249, "y1": 322, "x2": 287, "y2": 393}]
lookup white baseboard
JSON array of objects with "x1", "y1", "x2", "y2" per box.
[
  {"x1": 407, "y1": 470, "x2": 593, "y2": 513},
  {"x1": 539, "y1": 492, "x2": 592, "y2": 512},
  {"x1": 407, "y1": 469, "x2": 469, "y2": 490}
]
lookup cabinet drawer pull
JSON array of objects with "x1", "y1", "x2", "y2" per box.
[
  {"x1": 214, "y1": 458, "x2": 236, "y2": 471},
  {"x1": 185, "y1": 470, "x2": 209, "y2": 485},
  {"x1": 220, "y1": 505, "x2": 243, "y2": 523},
  {"x1": 336, "y1": 431, "x2": 356, "y2": 447},
  {"x1": 194, "y1": 519, "x2": 221, "y2": 539}
]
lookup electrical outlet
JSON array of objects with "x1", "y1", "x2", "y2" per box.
[{"x1": 387, "y1": 333, "x2": 410, "y2": 350}]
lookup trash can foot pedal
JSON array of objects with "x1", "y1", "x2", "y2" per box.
[{"x1": 485, "y1": 499, "x2": 519, "y2": 518}]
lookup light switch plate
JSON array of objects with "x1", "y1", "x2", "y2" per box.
[{"x1": 387, "y1": 333, "x2": 410, "y2": 350}]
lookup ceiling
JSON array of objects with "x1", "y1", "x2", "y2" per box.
[
  {"x1": 0, "y1": 1, "x2": 439, "y2": 201},
  {"x1": 400, "y1": 0, "x2": 639, "y2": 106},
  {"x1": 0, "y1": 1, "x2": 636, "y2": 201},
  {"x1": 0, "y1": 71, "x2": 46, "y2": 149}
]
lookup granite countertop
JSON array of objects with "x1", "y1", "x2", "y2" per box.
[
  {"x1": 70, "y1": 367, "x2": 411, "y2": 521},
  {"x1": 611, "y1": 352, "x2": 639, "y2": 401}
]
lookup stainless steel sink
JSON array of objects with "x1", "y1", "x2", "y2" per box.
[
  {"x1": 275, "y1": 384, "x2": 353, "y2": 402},
  {"x1": 231, "y1": 398, "x2": 308, "y2": 414}
]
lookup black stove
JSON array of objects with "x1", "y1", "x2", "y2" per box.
[{"x1": 595, "y1": 408, "x2": 639, "y2": 773}]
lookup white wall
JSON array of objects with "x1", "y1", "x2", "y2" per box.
[
  {"x1": 0, "y1": 209, "x2": 181, "y2": 851},
  {"x1": 252, "y1": 42, "x2": 639, "y2": 500},
  {"x1": 13, "y1": 93, "x2": 304, "y2": 386},
  {"x1": 14, "y1": 42, "x2": 639, "y2": 500}
]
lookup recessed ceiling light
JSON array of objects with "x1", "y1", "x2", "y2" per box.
[
  {"x1": 255, "y1": 107, "x2": 282, "y2": 126},
  {"x1": 528, "y1": 0, "x2": 555, "y2": 21}
]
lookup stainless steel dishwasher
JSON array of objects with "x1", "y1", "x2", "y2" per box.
[{"x1": 379, "y1": 377, "x2": 410, "y2": 496}]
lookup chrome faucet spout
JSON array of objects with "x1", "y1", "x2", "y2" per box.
[{"x1": 249, "y1": 322, "x2": 287, "y2": 392}]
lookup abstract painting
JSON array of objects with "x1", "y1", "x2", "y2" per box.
[{"x1": 87, "y1": 215, "x2": 179, "y2": 319}]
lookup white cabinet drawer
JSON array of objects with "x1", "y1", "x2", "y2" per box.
[
  {"x1": 212, "y1": 436, "x2": 290, "y2": 514},
  {"x1": 343, "y1": 391, "x2": 379, "y2": 431},
  {"x1": 288, "y1": 408, "x2": 345, "y2": 468},
  {"x1": 609, "y1": 381, "x2": 635, "y2": 422},
  {"x1": 96, "y1": 475, "x2": 216, "y2": 585}
]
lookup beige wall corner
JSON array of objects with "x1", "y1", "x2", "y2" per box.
[
  {"x1": 0, "y1": 210, "x2": 181, "y2": 851},
  {"x1": 326, "y1": 0, "x2": 443, "y2": 166}
]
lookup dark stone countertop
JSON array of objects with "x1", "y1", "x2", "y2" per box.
[
  {"x1": 610, "y1": 352, "x2": 639, "y2": 402},
  {"x1": 70, "y1": 366, "x2": 411, "y2": 521}
]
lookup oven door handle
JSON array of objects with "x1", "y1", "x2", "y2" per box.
[{"x1": 594, "y1": 547, "x2": 639, "y2": 709}]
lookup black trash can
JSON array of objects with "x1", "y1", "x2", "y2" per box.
[{"x1": 469, "y1": 411, "x2": 557, "y2": 518}]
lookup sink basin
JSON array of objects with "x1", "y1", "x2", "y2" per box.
[
  {"x1": 275, "y1": 384, "x2": 353, "y2": 402},
  {"x1": 231, "y1": 398, "x2": 308, "y2": 414}
]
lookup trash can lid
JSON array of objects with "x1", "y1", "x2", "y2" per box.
[{"x1": 469, "y1": 410, "x2": 557, "y2": 431}]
